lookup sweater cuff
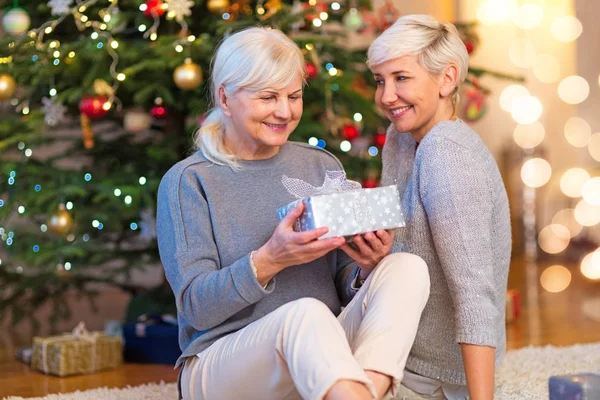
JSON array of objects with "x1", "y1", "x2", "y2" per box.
[
  {"x1": 455, "y1": 307, "x2": 497, "y2": 347},
  {"x1": 230, "y1": 254, "x2": 274, "y2": 304}
]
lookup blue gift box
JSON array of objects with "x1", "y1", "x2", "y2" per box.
[
  {"x1": 123, "y1": 317, "x2": 181, "y2": 365},
  {"x1": 549, "y1": 373, "x2": 600, "y2": 400}
]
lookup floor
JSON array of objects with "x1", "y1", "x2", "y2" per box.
[{"x1": 0, "y1": 258, "x2": 599, "y2": 399}]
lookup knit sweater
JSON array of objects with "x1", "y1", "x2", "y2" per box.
[
  {"x1": 381, "y1": 119, "x2": 511, "y2": 386},
  {"x1": 156, "y1": 142, "x2": 360, "y2": 368}
]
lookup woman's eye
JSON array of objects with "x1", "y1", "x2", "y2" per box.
[
  {"x1": 396, "y1": 76, "x2": 407, "y2": 82},
  {"x1": 261, "y1": 97, "x2": 275, "y2": 101},
  {"x1": 289, "y1": 96, "x2": 301, "y2": 100},
  {"x1": 375, "y1": 80, "x2": 384, "y2": 86}
]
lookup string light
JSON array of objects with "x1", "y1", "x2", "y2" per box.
[{"x1": 139, "y1": 177, "x2": 147, "y2": 185}]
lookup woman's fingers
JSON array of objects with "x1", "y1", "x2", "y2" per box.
[
  {"x1": 340, "y1": 243, "x2": 364, "y2": 263},
  {"x1": 362, "y1": 232, "x2": 384, "y2": 252},
  {"x1": 280, "y1": 202, "x2": 304, "y2": 229},
  {"x1": 353, "y1": 235, "x2": 374, "y2": 256},
  {"x1": 376, "y1": 229, "x2": 395, "y2": 247}
]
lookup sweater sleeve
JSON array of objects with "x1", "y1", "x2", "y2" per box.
[
  {"x1": 418, "y1": 137, "x2": 498, "y2": 347},
  {"x1": 156, "y1": 165, "x2": 273, "y2": 332},
  {"x1": 333, "y1": 250, "x2": 360, "y2": 305}
]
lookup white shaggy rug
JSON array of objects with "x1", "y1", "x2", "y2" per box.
[{"x1": 4, "y1": 342, "x2": 600, "y2": 400}]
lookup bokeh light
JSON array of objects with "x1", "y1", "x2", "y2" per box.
[
  {"x1": 582, "y1": 177, "x2": 600, "y2": 206},
  {"x1": 512, "y1": 4, "x2": 544, "y2": 30},
  {"x1": 540, "y1": 265, "x2": 572, "y2": 293},
  {"x1": 551, "y1": 16, "x2": 583, "y2": 42},
  {"x1": 564, "y1": 117, "x2": 591, "y2": 147},
  {"x1": 509, "y1": 38, "x2": 537, "y2": 68},
  {"x1": 533, "y1": 54, "x2": 560, "y2": 83},
  {"x1": 512, "y1": 96, "x2": 543, "y2": 124},
  {"x1": 588, "y1": 133, "x2": 600, "y2": 162},
  {"x1": 574, "y1": 200, "x2": 600, "y2": 226},
  {"x1": 521, "y1": 158, "x2": 551, "y2": 188},
  {"x1": 538, "y1": 224, "x2": 570, "y2": 254},
  {"x1": 477, "y1": 0, "x2": 517, "y2": 25},
  {"x1": 560, "y1": 168, "x2": 590, "y2": 198},
  {"x1": 552, "y1": 209, "x2": 582, "y2": 238},
  {"x1": 580, "y1": 250, "x2": 600, "y2": 280},
  {"x1": 513, "y1": 121, "x2": 545, "y2": 149},
  {"x1": 500, "y1": 85, "x2": 529, "y2": 112},
  {"x1": 558, "y1": 76, "x2": 590, "y2": 104}
]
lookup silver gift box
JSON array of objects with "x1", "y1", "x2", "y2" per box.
[{"x1": 277, "y1": 185, "x2": 405, "y2": 239}]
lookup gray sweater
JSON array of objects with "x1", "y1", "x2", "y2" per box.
[
  {"x1": 156, "y1": 142, "x2": 360, "y2": 367},
  {"x1": 381, "y1": 119, "x2": 511, "y2": 386}
]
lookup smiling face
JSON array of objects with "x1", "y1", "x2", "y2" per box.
[
  {"x1": 221, "y1": 74, "x2": 304, "y2": 160},
  {"x1": 372, "y1": 55, "x2": 454, "y2": 141}
]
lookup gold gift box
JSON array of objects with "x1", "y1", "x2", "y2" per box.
[{"x1": 32, "y1": 323, "x2": 122, "y2": 377}]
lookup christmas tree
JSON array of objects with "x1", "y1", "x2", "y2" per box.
[{"x1": 0, "y1": 0, "x2": 520, "y2": 330}]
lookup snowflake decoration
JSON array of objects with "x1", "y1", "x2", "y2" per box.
[
  {"x1": 167, "y1": 0, "x2": 194, "y2": 21},
  {"x1": 41, "y1": 97, "x2": 67, "y2": 126},
  {"x1": 48, "y1": 0, "x2": 74, "y2": 16}
]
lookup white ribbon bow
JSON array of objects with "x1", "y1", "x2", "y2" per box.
[
  {"x1": 41, "y1": 322, "x2": 100, "y2": 374},
  {"x1": 282, "y1": 170, "x2": 361, "y2": 199}
]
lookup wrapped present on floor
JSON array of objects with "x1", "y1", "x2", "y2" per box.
[
  {"x1": 506, "y1": 289, "x2": 520, "y2": 323},
  {"x1": 277, "y1": 171, "x2": 405, "y2": 239},
  {"x1": 549, "y1": 373, "x2": 600, "y2": 400},
  {"x1": 123, "y1": 314, "x2": 180, "y2": 364},
  {"x1": 32, "y1": 322, "x2": 122, "y2": 377}
]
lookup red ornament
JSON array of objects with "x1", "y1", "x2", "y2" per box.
[
  {"x1": 144, "y1": 0, "x2": 165, "y2": 18},
  {"x1": 304, "y1": 2, "x2": 327, "y2": 22},
  {"x1": 374, "y1": 133, "x2": 386, "y2": 148},
  {"x1": 151, "y1": 105, "x2": 167, "y2": 119},
  {"x1": 363, "y1": 178, "x2": 378, "y2": 188},
  {"x1": 463, "y1": 87, "x2": 487, "y2": 122},
  {"x1": 464, "y1": 40, "x2": 475, "y2": 55},
  {"x1": 79, "y1": 96, "x2": 108, "y2": 119},
  {"x1": 306, "y1": 62, "x2": 318, "y2": 80},
  {"x1": 341, "y1": 124, "x2": 360, "y2": 141}
]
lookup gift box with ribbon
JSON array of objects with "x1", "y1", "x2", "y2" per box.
[
  {"x1": 31, "y1": 322, "x2": 122, "y2": 376},
  {"x1": 277, "y1": 171, "x2": 405, "y2": 239},
  {"x1": 123, "y1": 314, "x2": 180, "y2": 364},
  {"x1": 549, "y1": 373, "x2": 600, "y2": 400}
]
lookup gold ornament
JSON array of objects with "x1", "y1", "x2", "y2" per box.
[
  {"x1": 93, "y1": 79, "x2": 115, "y2": 97},
  {"x1": 207, "y1": 0, "x2": 230, "y2": 13},
  {"x1": 0, "y1": 73, "x2": 17, "y2": 100},
  {"x1": 261, "y1": 0, "x2": 282, "y2": 19},
  {"x1": 173, "y1": 58, "x2": 203, "y2": 90},
  {"x1": 47, "y1": 204, "x2": 73, "y2": 235}
]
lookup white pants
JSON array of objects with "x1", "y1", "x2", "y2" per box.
[{"x1": 181, "y1": 253, "x2": 430, "y2": 400}]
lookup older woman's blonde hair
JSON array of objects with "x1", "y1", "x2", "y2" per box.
[
  {"x1": 367, "y1": 14, "x2": 469, "y2": 107},
  {"x1": 194, "y1": 27, "x2": 306, "y2": 167}
]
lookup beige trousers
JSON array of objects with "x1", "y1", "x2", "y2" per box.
[{"x1": 181, "y1": 253, "x2": 430, "y2": 400}]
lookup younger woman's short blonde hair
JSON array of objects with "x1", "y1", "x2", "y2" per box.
[
  {"x1": 367, "y1": 14, "x2": 469, "y2": 105},
  {"x1": 194, "y1": 27, "x2": 306, "y2": 167}
]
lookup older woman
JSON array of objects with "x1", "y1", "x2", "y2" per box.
[
  {"x1": 367, "y1": 15, "x2": 511, "y2": 400},
  {"x1": 157, "y1": 27, "x2": 430, "y2": 400}
]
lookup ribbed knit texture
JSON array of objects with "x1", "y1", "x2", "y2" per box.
[
  {"x1": 156, "y1": 142, "x2": 360, "y2": 368},
  {"x1": 381, "y1": 119, "x2": 512, "y2": 385}
]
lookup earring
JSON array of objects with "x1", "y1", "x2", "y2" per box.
[{"x1": 441, "y1": 90, "x2": 447, "y2": 96}]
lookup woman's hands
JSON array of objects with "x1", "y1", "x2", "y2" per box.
[
  {"x1": 253, "y1": 203, "x2": 346, "y2": 286},
  {"x1": 341, "y1": 230, "x2": 395, "y2": 280}
]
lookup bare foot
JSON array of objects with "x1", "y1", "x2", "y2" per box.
[
  {"x1": 366, "y1": 370, "x2": 392, "y2": 400},
  {"x1": 324, "y1": 379, "x2": 373, "y2": 400}
]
